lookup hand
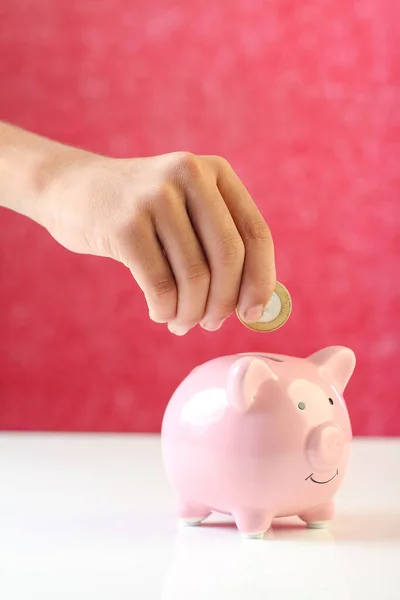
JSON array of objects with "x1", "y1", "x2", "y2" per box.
[{"x1": 40, "y1": 150, "x2": 276, "y2": 334}]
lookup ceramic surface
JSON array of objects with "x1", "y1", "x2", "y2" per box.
[{"x1": 162, "y1": 346, "x2": 356, "y2": 536}]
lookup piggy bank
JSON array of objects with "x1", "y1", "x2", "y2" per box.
[{"x1": 161, "y1": 346, "x2": 355, "y2": 538}]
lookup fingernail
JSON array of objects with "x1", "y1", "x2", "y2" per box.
[
  {"x1": 243, "y1": 305, "x2": 264, "y2": 323},
  {"x1": 200, "y1": 319, "x2": 224, "y2": 332},
  {"x1": 168, "y1": 324, "x2": 189, "y2": 336}
]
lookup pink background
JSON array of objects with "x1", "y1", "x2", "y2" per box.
[{"x1": 0, "y1": 0, "x2": 399, "y2": 434}]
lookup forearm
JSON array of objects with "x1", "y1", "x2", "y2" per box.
[{"x1": 0, "y1": 121, "x2": 75, "y2": 225}]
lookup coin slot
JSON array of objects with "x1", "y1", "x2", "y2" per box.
[{"x1": 240, "y1": 353, "x2": 284, "y2": 362}]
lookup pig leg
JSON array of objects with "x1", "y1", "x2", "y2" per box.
[
  {"x1": 179, "y1": 501, "x2": 211, "y2": 526},
  {"x1": 233, "y1": 510, "x2": 274, "y2": 539},
  {"x1": 298, "y1": 501, "x2": 334, "y2": 529}
]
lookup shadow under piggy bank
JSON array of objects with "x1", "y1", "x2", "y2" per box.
[{"x1": 162, "y1": 516, "x2": 350, "y2": 600}]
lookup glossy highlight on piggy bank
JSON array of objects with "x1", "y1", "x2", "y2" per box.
[{"x1": 161, "y1": 346, "x2": 355, "y2": 538}]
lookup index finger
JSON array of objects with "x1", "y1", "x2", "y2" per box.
[{"x1": 204, "y1": 156, "x2": 276, "y2": 323}]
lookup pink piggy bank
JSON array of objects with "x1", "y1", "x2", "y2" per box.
[{"x1": 161, "y1": 346, "x2": 355, "y2": 538}]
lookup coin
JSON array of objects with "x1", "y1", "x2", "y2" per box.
[{"x1": 236, "y1": 282, "x2": 292, "y2": 332}]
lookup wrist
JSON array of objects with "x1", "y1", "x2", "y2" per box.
[{"x1": 0, "y1": 122, "x2": 79, "y2": 227}]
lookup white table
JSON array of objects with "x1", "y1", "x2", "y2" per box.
[{"x1": 0, "y1": 435, "x2": 399, "y2": 600}]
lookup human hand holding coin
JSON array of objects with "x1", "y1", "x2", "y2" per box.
[
  {"x1": 44, "y1": 152, "x2": 276, "y2": 335},
  {"x1": 0, "y1": 123, "x2": 277, "y2": 335}
]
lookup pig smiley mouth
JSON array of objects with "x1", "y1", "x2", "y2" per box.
[{"x1": 305, "y1": 469, "x2": 339, "y2": 484}]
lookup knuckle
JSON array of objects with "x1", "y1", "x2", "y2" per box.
[
  {"x1": 150, "y1": 277, "x2": 177, "y2": 301},
  {"x1": 172, "y1": 152, "x2": 203, "y2": 181},
  {"x1": 209, "y1": 297, "x2": 238, "y2": 319},
  {"x1": 109, "y1": 215, "x2": 145, "y2": 264},
  {"x1": 183, "y1": 262, "x2": 210, "y2": 285},
  {"x1": 243, "y1": 218, "x2": 272, "y2": 243},
  {"x1": 211, "y1": 155, "x2": 230, "y2": 170},
  {"x1": 217, "y1": 232, "x2": 245, "y2": 265},
  {"x1": 208, "y1": 154, "x2": 233, "y2": 177},
  {"x1": 154, "y1": 183, "x2": 178, "y2": 208},
  {"x1": 121, "y1": 214, "x2": 144, "y2": 240},
  {"x1": 216, "y1": 156, "x2": 232, "y2": 169}
]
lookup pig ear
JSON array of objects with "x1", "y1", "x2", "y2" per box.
[
  {"x1": 308, "y1": 346, "x2": 356, "y2": 393},
  {"x1": 227, "y1": 357, "x2": 277, "y2": 412}
]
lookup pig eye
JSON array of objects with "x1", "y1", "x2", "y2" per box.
[
  {"x1": 298, "y1": 402, "x2": 306, "y2": 410},
  {"x1": 329, "y1": 398, "x2": 334, "y2": 405}
]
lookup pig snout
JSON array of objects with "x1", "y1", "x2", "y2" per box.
[{"x1": 306, "y1": 423, "x2": 345, "y2": 471}]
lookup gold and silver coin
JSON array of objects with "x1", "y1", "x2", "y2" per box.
[{"x1": 236, "y1": 281, "x2": 292, "y2": 332}]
